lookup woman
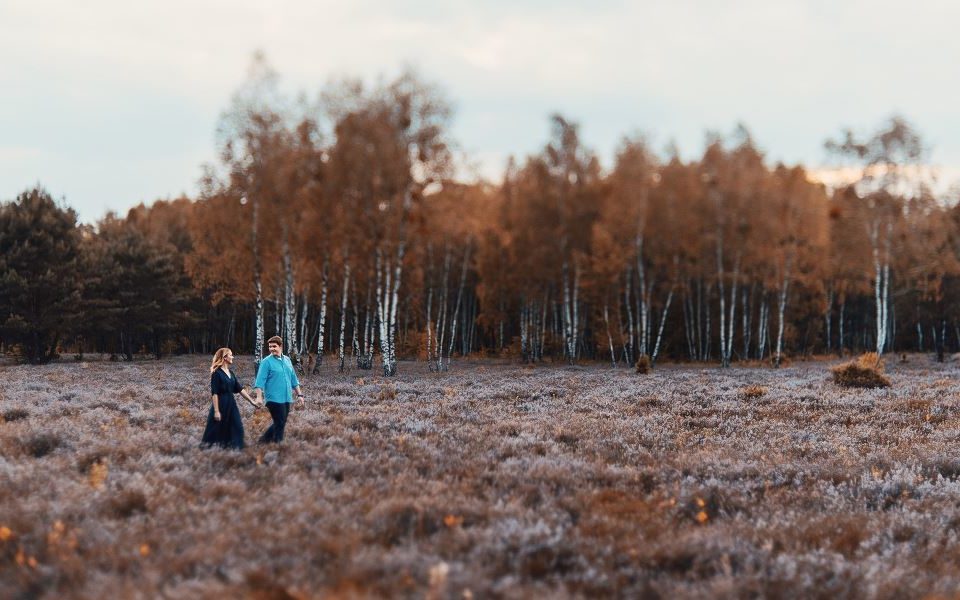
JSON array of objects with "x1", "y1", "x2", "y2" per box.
[{"x1": 201, "y1": 348, "x2": 260, "y2": 449}]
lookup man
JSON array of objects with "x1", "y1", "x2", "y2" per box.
[{"x1": 253, "y1": 336, "x2": 305, "y2": 443}]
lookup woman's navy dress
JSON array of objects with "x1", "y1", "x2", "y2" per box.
[{"x1": 201, "y1": 369, "x2": 245, "y2": 449}]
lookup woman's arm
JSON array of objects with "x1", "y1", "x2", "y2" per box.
[{"x1": 210, "y1": 373, "x2": 221, "y2": 420}]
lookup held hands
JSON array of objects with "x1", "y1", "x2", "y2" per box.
[{"x1": 242, "y1": 389, "x2": 265, "y2": 410}]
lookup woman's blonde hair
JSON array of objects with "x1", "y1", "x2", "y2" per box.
[{"x1": 210, "y1": 348, "x2": 232, "y2": 373}]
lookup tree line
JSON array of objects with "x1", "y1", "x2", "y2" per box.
[{"x1": 3, "y1": 62, "x2": 959, "y2": 371}]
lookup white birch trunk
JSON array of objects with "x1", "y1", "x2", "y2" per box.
[
  {"x1": 651, "y1": 286, "x2": 674, "y2": 366},
  {"x1": 572, "y1": 264, "x2": 580, "y2": 362},
  {"x1": 298, "y1": 289, "x2": 309, "y2": 357},
  {"x1": 386, "y1": 242, "x2": 405, "y2": 376},
  {"x1": 520, "y1": 302, "x2": 528, "y2": 363},
  {"x1": 562, "y1": 263, "x2": 572, "y2": 362},
  {"x1": 435, "y1": 248, "x2": 451, "y2": 370},
  {"x1": 318, "y1": 264, "x2": 328, "y2": 362},
  {"x1": 871, "y1": 220, "x2": 892, "y2": 355},
  {"x1": 604, "y1": 301, "x2": 615, "y2": 367},
  {"x1": 313, "y1": 260, "x2": 329, "y2": 372},
  {"x1": 742, "y1": 285, "x2": 752, "y2": 360},
  {"x1": 375, "y1": 250, "x2": 388, "y2": 375},
  {"x1": 445, "y1": 244, "x2": 471, "y2": 370},
  {"x1": 273, "y1": 288, "x2": 281, "y2": 342},
  {"x1": 758, "y1": 299, "x2": 769, "y2": 361},
  {"x1": 338, "y1": 261, "x2": 350, "y2": 373},
  {"x1": 251, "y1": 192, "x2": 264, "y2": 374},
  {"x1": 425, "y1": 286, "x2": 434, "y2": 370},
  {"x1": 539, "y1": 294, "x2": 547, "y2": 362},
  {"x1": 282, "y1": 233, "x2": 301, "y2": 374},
  {"x1": 774, "y1": 257, "x2": 792, "y2": 368},
  {"x1": 722, "y1": 254, "x2": 741, "y2": 367},
  {"x1": 704, "y1": 283, "x2": 712, "y2": 361},
  {"x1": 623, "y1": 274, "x2": 634, "y2": 364},
  {"x1": 683, "y1": 290, "x2": 696, "y2": 360},
  {"x1": 636, "y1": 236, "x2": 649, "y2": 357},
  {"x1": 825, "y1": 287, "x2": 833, "y2": 354},
  {"x1": 717, "y1": 229, "x2": 727, "y2": 367},
  {"x1": 838, "y1": 300, "x2": 845, "y2": 357}
]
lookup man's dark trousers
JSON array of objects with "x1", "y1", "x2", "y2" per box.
[{"x1": 259, "y1": 401, "x2": 290, "y2": 443}]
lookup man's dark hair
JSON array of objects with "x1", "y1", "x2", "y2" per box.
[{"x1": 267, "y1": 336, "x2": 283, "y2": 346}]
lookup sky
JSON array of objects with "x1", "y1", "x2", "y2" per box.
[{"x1": 3, "y1": 0, "x2": 960, "y2": 224}]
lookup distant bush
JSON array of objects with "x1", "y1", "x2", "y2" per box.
[
  {"x1": 2, "y1": 408, "x2": 29, "y2": 422},
  {"x1": 771, "y1": 354, "x2": 791, "y2": 368},
  {"x1": 831, "y1": 352, "x2": 891, "y2": 388},
  {"x1": 367, "y1": 499, "x2": 439, "y2": 546},
  {"x1": 376, "y1": 383, "x2": 397, "y2": 402},
  {"x1": 104, "y1": 488, "x2": 148, "y2": 519},
  {"x1": 22, "y1": 432, "x2": 63, "y2": 458},
  {"x1": 742, "y1": 385, "x2": 766, "y2": 399},
  {"x1": 635, "y1": 354, "x2": 651, "y2": 374},
  {"x1": 4, "y1": 344, "x2": 25, "y2": 364}
]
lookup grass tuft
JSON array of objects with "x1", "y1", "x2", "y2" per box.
[
  {"x1": 831, "y1": 352, "x2": 891, "y2": 388},
  {"x1": 635, "y1": 354, "x2": 651, "y2": 374}
]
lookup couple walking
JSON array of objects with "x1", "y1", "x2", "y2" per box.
[{"x1": 201, "y1": 336, "x2": 306, "y2": 449}]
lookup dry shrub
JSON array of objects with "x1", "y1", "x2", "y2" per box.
[
  {"x1": 635, "y1": 395, "x2": 665, "y2": 410},
  {"x1": 635, "y1": 354, "x2": 651, "y2": 374},
  {"x1": 742, "y1": 385, "x2": 766, "y2": 399},
  {"x1": 245, "y1": 570, "x2": 301, "y2": 600},
  {"x1": 788, "y1": 515, "x2": 870, "y2": 556},
  {"x1": 5, "y1": 344, "x2": 25, "y2": 363},
  {"x1": 22, "y1": 432, "x2": 63, "y2": 458},
  {"x1": 924, "y1": 458, "x2": 960, "y2": 480},
  {"x1": 644, "y1": 546, "x2": 699, "y2": 576},
  {"x1": 676, "y1": 488, "x2": 736, "y2": 525},
  {"x1": 366, "y1": 499, "x2": 440, "y2": 546},
  {"x1": 770, "y1": 354, "x2": 792, "y2": 368},
  {"x1": 553, "y1": 429, "x2": 579, "y2": 448},
  {"x1": 515, "y1": 542, "x2": 578, "y2": 578},
  {"x1": 900, "y1": 397, "x2": 932, "y2": 413},
  {"x1": 104, "y1": 488, "x2": 149, "y2": 519},
  {"x1": 2, "y1": 408, "x2": 29, "y2": 422},
  {"x1": 576, "y1": 489, "x2": 666, "y2": 545},
  {"x1": 376, "y1": 384, "x2": 397, "y2": 402},
  {"x1": 831, "y1": 352, "x2": 891, "y2": 388}
]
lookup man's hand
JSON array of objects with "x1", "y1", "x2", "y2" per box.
[{"x1": 295, "y1": 395, "x2": 305, "y2": 409}]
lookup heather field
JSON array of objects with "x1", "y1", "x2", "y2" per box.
[{"x1": 3, "y1": 356, "x2": 960, "y2": 599}]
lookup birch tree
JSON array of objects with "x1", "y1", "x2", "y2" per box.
[{"x1": 826, "y1": 116, "x2": 927, "y2": 355}]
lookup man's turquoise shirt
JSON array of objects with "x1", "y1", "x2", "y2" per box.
[{"x1": 254, "y1": 354, "x2": 300, "y2": 404}]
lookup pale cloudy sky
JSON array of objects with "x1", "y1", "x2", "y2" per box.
[{"x1": 2, "y1": 0, "x2": 959, "y2": 223}]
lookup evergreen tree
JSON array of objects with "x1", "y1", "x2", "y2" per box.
[
  {"x1": 84, "y1": 217, "x2": 187, "y2": 360},
  {"x1": 0, "y1": 187, "x2": 82, "y2": 363}
]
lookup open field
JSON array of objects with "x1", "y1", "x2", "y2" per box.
[{"x1": 2, "y1": 355, "x2": 960, "y2": 598}]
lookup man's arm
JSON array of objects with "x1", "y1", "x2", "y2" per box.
[
  {"x1": 294, "y1": 384, "x2": 304, "y2": 407},
  {"x1": 286, "y1": 357, "x2": 304, "y2": 407}
]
